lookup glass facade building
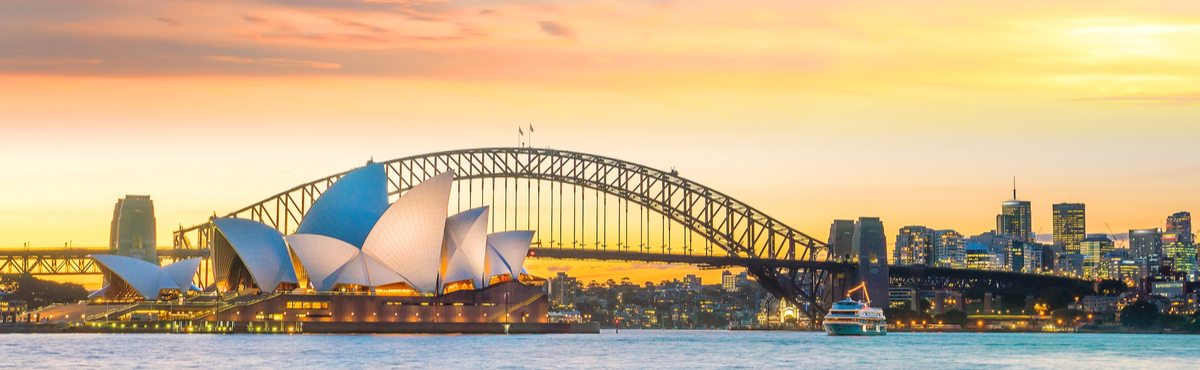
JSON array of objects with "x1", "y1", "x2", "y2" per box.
[
  {"x1": 1080, "y1": 234, "x2": 1114, "y2": 279},
  {"x1": 998, "y1": 200, "x2": 1032, "y2": 243},
  {"x1": 1052, "y1": 203, "x2": 1086, "y2": 254}
]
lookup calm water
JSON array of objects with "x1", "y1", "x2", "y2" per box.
[{"x1": 1, "y1": 330, "x2": 1198, "y2": 369}]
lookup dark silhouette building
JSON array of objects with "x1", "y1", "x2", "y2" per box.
[{"x1": 109, "y1": 195, "x2": 157, "y2": 263}]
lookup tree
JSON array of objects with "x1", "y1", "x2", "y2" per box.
[
  {"x1": 1051, "y1": 308, "x2": 1086, "y2": 323},
  {"x1": 0, "y1": 274, "x2": 89, "y2": 309},
  {"x1": 1096, "y1": 280, "x2": 1128, "y2": 296},
  {"x1": 1040, "y1": 287, "x2": 1075, "y2": 310},
  {"x1": 884, "y1": 308, "x2": 931, "y2": 325},
  {"x1": 1119, "y1": 301, "x2": 1159, "y2": 329},
  {"x1": 1156, "y1": 314, "x2": 1187, "y2": 330},
  {"x1": 935, "y1": 309, "x2": 967, "y2": 326}
]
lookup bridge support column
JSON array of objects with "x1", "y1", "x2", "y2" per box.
[
  {"x1": 852, "y1": 217, "x2": 889, "y2": 308},
  {"x1": 983, "y1": 292, "x2": 994, "y2": 314}
]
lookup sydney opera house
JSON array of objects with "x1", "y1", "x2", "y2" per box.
[{"x1": 80, "y1": 163, "x2": 581, "y2": 333}]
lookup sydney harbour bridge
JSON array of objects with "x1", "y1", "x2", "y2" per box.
[{"x1": 0, "y1": 147, "x2": 1093, "y2": 322}]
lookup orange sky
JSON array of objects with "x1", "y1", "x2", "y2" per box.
[{"x1": 2, "y1": 0, "x2": 1199, "y2": 288}]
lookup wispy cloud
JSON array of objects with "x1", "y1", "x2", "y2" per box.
[
  {"x1": 538, "y1": 20, "x2": 575, "y2": 39},
  {"x1": 1072, "y1": 91, "x2": 1200, "y2": 106},
  {"x1": 156, "y1": 17, "x2": 181, "y2": 26},
  {"x1": 329, "y1": 17, "x2": 390, "y2": 33},
  {"x1": 0, "y1": 57, "x2": 103, "y2": 66},
  {"x1": 203, "y1": 55, "x2": 341, "y2": 70}
]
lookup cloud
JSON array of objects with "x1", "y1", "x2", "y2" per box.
[
  {"x1": 545, "y1": 265, "x2": 572, "y2": 272},
  {"x1": 0, "y1": 57, "x2": 102, "y2": 66},
  {"x1": 328, "y1": 17, "x2": 390, "y2": 33},
  {"x1": 156, "y1": 17, "x2": 181, "y2": 26},
  {"x1": 242, "y1": 15, "x2": 269, "y2": 24},
  {"x1": 203, "y1": 55, "x2": 342, "y2": 70},
  {"x1": 538, "y1": 20, "x2": 575, "y2": 39},
  {"x1": 1072, "y1": 91, "x2": 1200, "y2": 106}
]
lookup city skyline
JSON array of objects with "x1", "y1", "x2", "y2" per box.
[{"x1": 3, "y1": 0, "x2": 1200, "y2": 285}]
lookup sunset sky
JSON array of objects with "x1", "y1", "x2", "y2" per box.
[{"x1": 2, "y1": 0, "x2": 1199, "y2": 287}]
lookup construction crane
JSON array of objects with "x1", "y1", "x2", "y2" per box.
[{"x1": 1105, "y1": 223, "x2": 1127, "y2": 249}]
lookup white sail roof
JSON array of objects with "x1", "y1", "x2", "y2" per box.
[
  {"x1": 213, "y1": 217, "x2": 298, "y2": 292},
  {"x1": 91, "y1": 254, "x2": 202, "y2": 300},
  {"x1": 161, "y1": 257, "x2": 202, "y2": 291},
  {"x1": 328, "y1": 252, "x2": 407, "y2": 288},
  {"x1": 441, "y1": 207, "x2": 489, "y2": 291},
  {"x1": 295, "y1": 163, "x2": 389, "y2": 248},
  {"x1": 485, "y1": 230, "x2": 534, "y2": 282},
  {"x1": 286, "y1": 233, "x2": 359, "y2": 291},
  {"x1": 363, "y1": 171, "x2": 455, "y2": 293}
]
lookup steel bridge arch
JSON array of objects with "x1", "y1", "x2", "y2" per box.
[{"x1": 174, "y1": 147, "x2": 835, "y2": 319}]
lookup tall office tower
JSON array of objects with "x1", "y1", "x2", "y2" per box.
[
  {"x1": 109, "y1": 195, "x2": 157, "y2": 263},
  {"x1": 894, "y1": 226, "x2": 933, "y2": 265},
  {"x1": 1162, "y1": 232, "x2": 1197, "y2": 278},
  {"x1": 997, "y1": 183, "x2": 1032, "y2": 243},
  {"x1": 852, "y1": 217, "x2": 888, "y2": 308},
  {"x1": 1052, "y1": 203, "x2": 1086, "y2": 254},
  {"x1": 1166, "y1": 211, "x2": 1193, "y2": 246},
  {"x1": 1129, "y1": 228, "x2": 1163, "y2": 275},
  {"x1": 932, "y1": 229, "x2": 966, "y2": 268},
  {"x1": 827, "y1": 219, "x2": 856, "y2": 261},
  {"x1": 1079, "y1": 234, "x2": 1114, "y2": 279}
]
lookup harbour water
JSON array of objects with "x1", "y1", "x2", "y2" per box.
[{"x1": 2, "y1": 330, "x2": 1198, "y2": 369}]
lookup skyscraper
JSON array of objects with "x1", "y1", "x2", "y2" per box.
[
  {"x1": 932, "y1": 229, "x2": 966, "y2": 268},
  {"x1": 1162, "y1": 232, "x2": 1197, "y2": 279},
  {"x1": 827, "y1": 219, "x2": 856, "y2": 261},
  {"x1": 1166, "y1": 211, "x2": 1193, "y2": 246},
  {"x1": 894, "y1": 225, "x2": 933, "y2": 265},
  {"x1": 851, "y1": 217, "x2": 888, "y2": 308},
  {"x1": 1052, "y1": 203, "x2": 1086, "y2": 254},
  {"x1": 109, "y1": 195, "x2": 157, "y2": 263},
  {"x1": 1080, "y1": 234, "x2": 1114, "y2": 279},
  {"x1": 997, "y1": 183, "x2": 1032, "y2": 243},
  {"x1": 1129, "y1": 228, "x2": 1163, "y2": 275}
]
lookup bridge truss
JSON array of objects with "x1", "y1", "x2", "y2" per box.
[
  {"x1": 0, "y1": 248, "x2": 210, "y2": 282},
  {"x1": 173, "y1": 147, "x2": 835, "y2": 321}
]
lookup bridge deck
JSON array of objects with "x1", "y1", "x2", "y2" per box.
[{"x1": 528, "y1": 247, "x2": 855, "y2": 272}]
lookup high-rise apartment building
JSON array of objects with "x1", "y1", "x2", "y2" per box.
[
  {"x1": 894, "y1": 226, "x2": 933, "y2": 265},
  {"x1": 932, "y1": 229, "x2": 965, "y2": 268}
]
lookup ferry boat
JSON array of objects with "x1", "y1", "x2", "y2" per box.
[{"x1": 822, "y1": 283, "x2": 886, "y2": 336}]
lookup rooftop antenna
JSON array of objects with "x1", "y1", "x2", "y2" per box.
[{"x1": 1012, "y1": 176, "x2": 1017, "y2": 200}]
